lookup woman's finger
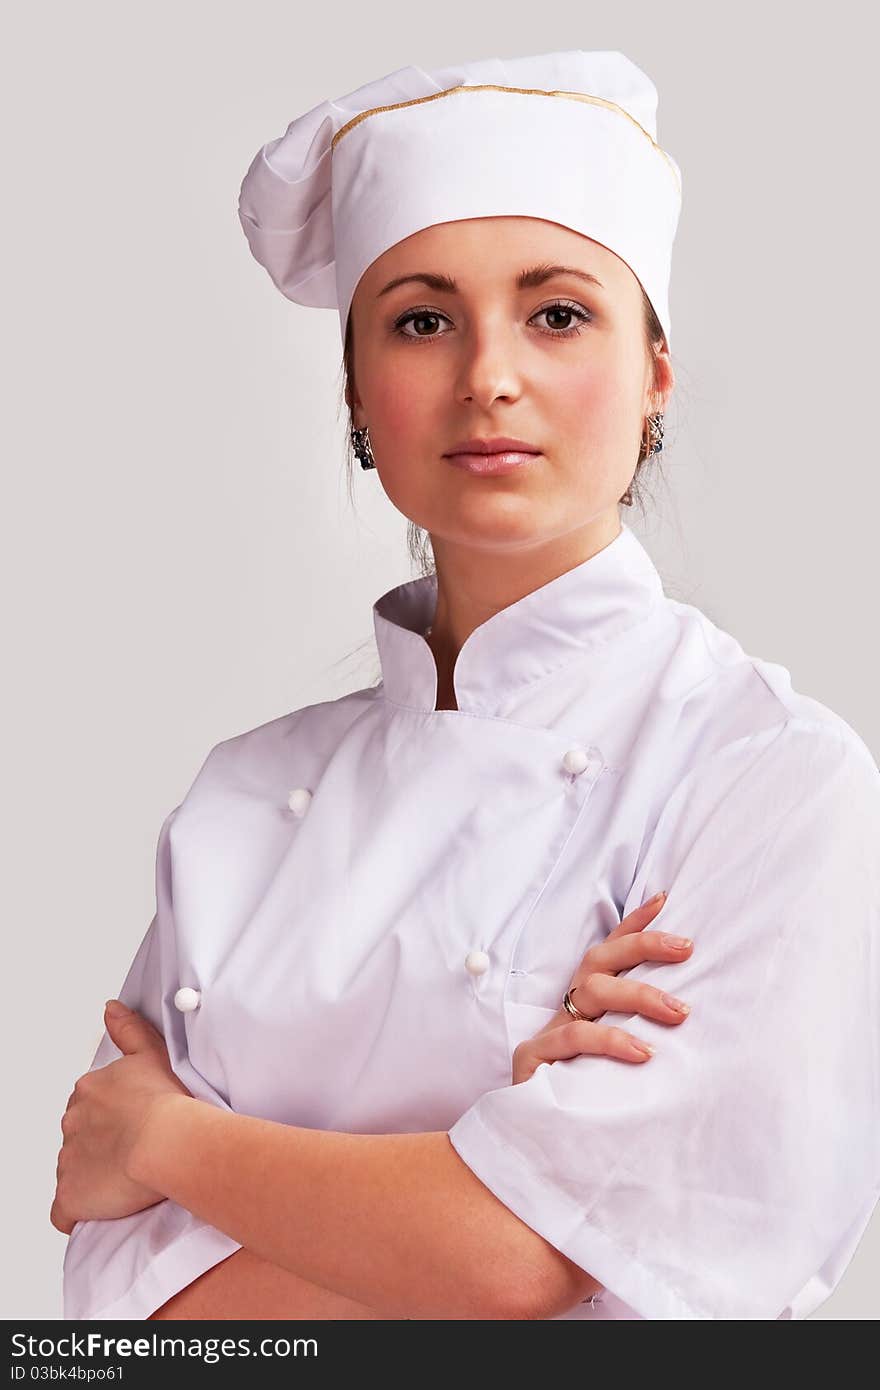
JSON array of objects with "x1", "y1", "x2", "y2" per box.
[
  {"x1": 50, "y1": 1195, "x2": 76, "y2": 1236},
  {"x1": 584, "y1": 927, "x2": 693, "y2": 977},
  {"x1": 512, "y1": 1020, "x2": 654, "y2": 1083},
  {"x1": 571, "y1": 971, "x2": 690, "y2": 1025},
  {"x1": 566, "y1": 894, "x2": 671, "y2": 1000},
  {"x1": 605, "y1": 891, "x2": 668, "y2": 940}
]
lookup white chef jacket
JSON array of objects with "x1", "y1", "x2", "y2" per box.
[{"x1": 62, "y1": 523, "x2": 880, "y2": 1321}]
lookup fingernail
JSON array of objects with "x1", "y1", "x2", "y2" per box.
[
  {"x1": 662, "y1": 934, "x2": 692, "y2": 949},
  {"x1": 662, "y1": 994, "x2": 690, "y2": 1014},
  {"x1": 105, "y1": 999, "x2": 127, "y2": 1016},
  {"x1": 630, "y1": 1041, "x2": 655, "y2": 1057},
  {"x1": 647, "y1": 891, "x2": 667, "y2": 905}
]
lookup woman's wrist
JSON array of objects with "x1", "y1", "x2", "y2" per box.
[{"x1": 126, "y1": 1090, "x2": 196, "y2": 1192}]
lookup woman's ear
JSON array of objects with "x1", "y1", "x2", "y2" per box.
[
  {"x1": 345, "y1": 367, "x2": 366, "y2": 430},
  {"x1": 654, "y1": 343, "x2": 675, "y2": 411},
  {"x1": 644, "y1": 347, "x2": 674, "y2": 419}
]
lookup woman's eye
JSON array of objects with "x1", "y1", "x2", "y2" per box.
[
  {"x1": 530, "y1": 301, "x2": 593, "y2": 336},
  {"x1": 393, "y1": 309, "x2": 450, "y2": 342},
  {"x1": 392, "y1": 299, "x2": 592, "y2": 343}
]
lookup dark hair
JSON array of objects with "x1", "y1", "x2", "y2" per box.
[{"x1": 337, "y1": 286, "x2": 668, "y2": 579}]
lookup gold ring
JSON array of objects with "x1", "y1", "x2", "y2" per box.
[{"x1": 562, "y1": 986, "x2": 590, "y2": 1022}]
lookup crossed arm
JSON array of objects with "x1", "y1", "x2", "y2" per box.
[
  {"x1": 148, "y1": 1246, "x2": 389, "y2": 1320},
  {"x1": 133, "y1": 1096, "x2": 598, "y2": 1321},
  {"x1": 60, "y1": 896, "x2": 681, "y2": 1320}
]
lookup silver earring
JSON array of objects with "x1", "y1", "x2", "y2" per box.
[
  {"x1": 646, "y1": 411, "x2": 665, "y2": 456},
  {"x1": 621, "y1": 412, "x2": 665, "y2": 507},
  {"x1": 351, "y1": 425, "x2": 376, "y2": 470}
]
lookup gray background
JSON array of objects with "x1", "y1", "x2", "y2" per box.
[{"x1": 4, "y1": 0, "x2": 877, "y2": 1319}]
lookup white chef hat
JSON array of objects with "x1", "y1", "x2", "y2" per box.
[{"x1": 238, "y1": 49, "x2": 682, "y2": 349}]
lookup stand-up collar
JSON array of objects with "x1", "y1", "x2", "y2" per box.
[{"x1": 372, "y1": 523, "x2": 665, "y2": 716}]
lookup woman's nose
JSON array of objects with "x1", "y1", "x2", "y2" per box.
[{"x1": 454, "y1": 329, "x2": 523, "y2": 406}]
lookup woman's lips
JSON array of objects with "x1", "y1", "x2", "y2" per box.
[{"x1": 445, "y1": 450, "x2": 542, "y2": 476}]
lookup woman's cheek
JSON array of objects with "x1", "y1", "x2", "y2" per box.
[
  {"x1": 570, "y1": 370, "x2": 637, "y2": 452},
  {"x1": 378, "y1": 356, "x2": 440, "y2": 432}
]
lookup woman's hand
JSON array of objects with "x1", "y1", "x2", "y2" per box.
[
  {"x1": 50, "y1": 1002, "x2": 194, "y2": 1235},
  {"x1": 512, "y1": 893, "x2": 693, "y2": 1084}
]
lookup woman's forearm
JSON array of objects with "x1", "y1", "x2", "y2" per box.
[
  {"x1": 130, "y1": 1094, "x2": 595, "y2": 1319},
  {"x1": 147, "y1": 1246, "x2": 391, "y2": 1320}
]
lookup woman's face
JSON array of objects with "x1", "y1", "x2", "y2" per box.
[{"x1": 347, "y1": 216, "x2": 673, "y2": 554}]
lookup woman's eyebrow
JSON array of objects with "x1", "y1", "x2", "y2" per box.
[{"x1": 375, "y1": 264, "x2": 605, "y2": 298}]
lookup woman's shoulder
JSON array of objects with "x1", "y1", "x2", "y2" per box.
[
  {"x1": 656, "y1": 594, "x2": 877, "y2": 783},
  {"x1": 174, "y1": 683, "x2": 381, "y2": 810},
  {"x1": 217, "y1": 683, "x2": 379, "y2": 755}
]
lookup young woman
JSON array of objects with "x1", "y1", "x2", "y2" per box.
[{"x1": 53, "y1": 49, "x2": 880, "y2": 1321}]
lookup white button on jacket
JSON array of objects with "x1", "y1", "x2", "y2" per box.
[
  {"x1": 464, "y1": 950, "x2": 490, "y2": 977},
  {"x1": 62, "y1": 524, "x2": 880, "y2": 1321}
]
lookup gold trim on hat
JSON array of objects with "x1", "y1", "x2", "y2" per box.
[{"x1": 331, "y1": 83, "x2": 680, "y2": 192}]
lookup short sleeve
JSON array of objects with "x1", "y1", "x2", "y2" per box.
[
  {"x1": 447, "y1": 719, "x2": 880, "y2": 1320},
  {"x1": 62, "y1": 804, "x2": 242, "y2": 1321}
]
